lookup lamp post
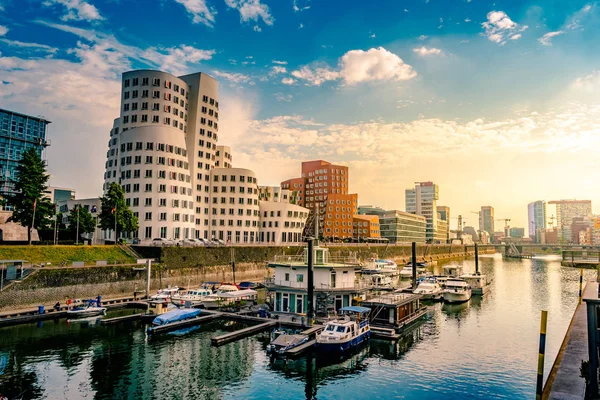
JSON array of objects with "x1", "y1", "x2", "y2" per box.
[{"x1": 53, "y1": 203, "x2": 58, "y2": 245}]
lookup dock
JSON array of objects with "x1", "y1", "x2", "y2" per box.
[
  {"x1": 211, "y1": 320, "x2": 277, "y2": 346},
  {"x1": 561, "y1": 250, "x2": 600, "y2": 268},
  {"x1": 371, "y1": 326, "x2": 401, "y2": 341},
  {"x1": 285, "y1": 339, "x2": 316, "y2": 356},
  {"x1": 148, "y1": 312, "x2": 223, "y2": 335},
  {"x1": 101, "y1": 313, "x2": 146, "y2": 325}
]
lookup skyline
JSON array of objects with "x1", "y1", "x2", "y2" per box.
[{"x1": 0, "y1": 0, "x2": 599, "y2": 229}]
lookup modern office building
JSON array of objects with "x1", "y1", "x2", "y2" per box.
[
  {"x1": 353, "y1": 214, "x2": 381, "y2": 239},
  {"x1": 405, "y1": 182, "x2": 440, "y2": 243},
  {"x1": 509, "y1": 227, "x2": 525, "y2": 238},
  {"x1": 479, "y1": 206, "x2": 495, "y2": 239},
  {"x1": 215, "y1": 145, "x2": 232, "y2": 168},
  {"x1": 281, "y1": 160, "x2": 358, "y2": 239},
  {"x1": 258, "y1": 186, "x2": 292, "y2": 203},
  {"x1": 358, "y1": 205, "x2": 386, "y2": 216},
  {"x1": 103, "y1": 70, "x2": 220, "y2": 242},
  {"x1": 258, "y1": 201, "x2": 309, "y2": 244},
  {"x1": 0, "y1": 108, "x2": 51, "y2": 206},
  {"x1": 549, "y1": 200, "x2": 592, "y2": 243},
  {"x1": 527, "y1": 201, "x2": 546, "y2": 243},
  {"x1": 379, "y1": 210, "x2": 426, "y2": 244},
  {"x1": 57, "y1": 198, "x2": 103, "y2": 243},
  {"x1": 437, "y1": 205, "x2": 450, "y2": 243},
  {"x1": 46, "y1": 186, "x2": 76, "y2": 204}
]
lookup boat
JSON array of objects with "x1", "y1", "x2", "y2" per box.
[
  {"x1": 405, "y1": 261, "x2": 429, "y2": 268},
  {"x1": 266, "y1": 329, "x2": 310, "y2": 356},
  {"x1": 371, "y1": 274, "x2": 394, "y2": 290},
  {"x1": 413, "y1": 279, "x2": 443, "y2": 300},
  {"x1": 150, "y1": 286, "x2": 180, "y2": 301},
  {"x1": 66, "y1": 300, "x2": 107, "y2": 318},
  {"x1": 399, "y1": 266, "x2": 426, "y2": 278},
  {"x1": 201, "y1": 288, "x2": 258, "y2": 309},
  {"x1": 459, "y1": 273, "x2": 490, "y2": 295},
  {"x1": 361, "y1": 259, "x2": 398, "y2": 275},
  {"x1": 316, "y1": 306, "x2": 371, "y2": 353},
  {"x1": 171, "y1": 288, "x2": 213, "y2": 307},
  {"x1": 437, "y1": 266, "x2": 464, "y2": 287},
  {"x1": 442, "y1": 278, "x2": 472, "y2": 303},
  {"x1": 151, "y1": 308, "x2": 202, "y2": 326}
]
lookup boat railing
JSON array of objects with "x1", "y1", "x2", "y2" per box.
[
  {"x1": 265, "y1": 279, "x2": 370, "y2": 290},
  {"x1": 271, "y1": 254, "x2": 361, "y2": 265}
]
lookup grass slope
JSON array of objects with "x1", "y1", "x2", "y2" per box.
[{"x1": 0, "y1": 245, "x2": 135, "y2": 265}]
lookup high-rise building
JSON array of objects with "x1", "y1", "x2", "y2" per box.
[
  {"x1": 527, "y1": 201, "x2": 546, "y2": 243},
  {"x1": 437, "y1": 205, "x2": 450, "y2": 243},
  {"x1": 281, "y1": 160, "x2": 357, "y2": 239},
  {"x1": 103, "y1": 70, "x2": 220, "y2": 242},
  {"x1": 509, "y1": 227, "x2": 525, "y2": 238},
  {"x1": 0, "y1": 108, "x2": 51, "y2": 205},
  {"x1": 405, "y1": 182, "x2": 440, "y2": 243},
  {"x1": 549, "y1": 200, "x2": 592, "y2": 243},
  {"x1": 479, "y1": 206, "x2": 495, "y2": 239},
  {"x1": 215, "y1": 145, "x2": 232, "y2": 168}
]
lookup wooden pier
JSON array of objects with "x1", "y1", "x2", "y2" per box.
[
  {"x1": 148, "y1": 312, "x2": 223, "y2": 335},
  {"x1": 211, "y1": 320, "x2": 277, "y2": 346},
  {"x1": 561, "y1": 250, "x2": 600, "y2": 267}
]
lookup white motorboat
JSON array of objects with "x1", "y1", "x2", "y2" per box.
[
  {"x1": 442, "y1": 278, "x2": 472, "y2": 303},
  {"x1": 361, "y1": 259, "x2": 398, "y2": 276},
  {"x1": 171, "y1": 288, "x2": 213, "y2": 307},
  {"x1": 201, "y1": 286, "x2": 258, "y2": 309},
  {"x1": 66, "y1": 301, "x2": 107, "y2": 318},
  {"x1": 413, "y1": 280, "x2": 443, "y2": 300},
  {"x1": 150, "y1": 287, "x2": 180, "y2": 301},
  {"x1": 399, "y1": 266, "x2": 426, "y2": 278},
  {"x1": 316, "y1": 306, "x2": 371, "y2": 353},
  {"x1": 371, "y1": 274, "x2": 394, "y2": 289},
  {"x1": 460, "y1": 273, "x2": 490, "y2": 295}
]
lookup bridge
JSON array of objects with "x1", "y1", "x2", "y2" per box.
[{"x1": 465, "y1": 244, "x2": 600, "y2": 260}]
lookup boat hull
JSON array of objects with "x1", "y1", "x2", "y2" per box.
[
  {"x1": 316, "y1": 330, "x2": 370, "y2": 353},
  {"x1": 67, "y1": 308, "x2": 107, "y2": 318},
  {"x1": 442, "y1": 291, "x2": 471, "y2": 303}
]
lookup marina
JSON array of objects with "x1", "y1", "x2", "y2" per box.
[{"x1": 0, "y1": 253, "x2": 591, "y2": 399}]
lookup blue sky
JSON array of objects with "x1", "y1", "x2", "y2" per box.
[{"x1": 1, "y1": 0, "x2": 599, "y2": 230}]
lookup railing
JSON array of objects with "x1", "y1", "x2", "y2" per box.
[
  {"x1": 271, "y1": 254, "x2": 361, "y2": 265},
  {"x1": 265, "y1": 278, "x2": 372, "y2": 291}
]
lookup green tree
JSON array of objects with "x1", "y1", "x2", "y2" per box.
[
  {"x1": 67, "y1": 204, "x2": 97, "y2": 242},
  {"x1": 98, "y1": 183, "x2": 138, "y2": 243},
  {"x1": 5, "y1": 148, "x2": 55, "y2": 244}
]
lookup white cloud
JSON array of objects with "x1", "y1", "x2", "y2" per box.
[
  {"x1": 482, "y1": 10, "x2": 528, "y2": 44},
  {"x1": 412, "y1": 46, "x2": 442, "y2": 56},
  {"x1": 0, "y1": 39, "x2": 58, "y2": 53},
  {"x1": 43, "y1": 0, "x2": 104, "y2": 22},
  {"x1": 142, "y1": 45, "x2": 215, "y2": 75},
  {"x1": 281, "y1": 77, "x2": 297, "y2": 85},
  {"x1": 572, "y1": 70, "x2": 600, "y2": 91},
  {"x1": 225, "y1": 0, "x2": 273, "y2": 26},
  {"x1": 538, "y1": 30, "x2": 564, "y2": 46},
  {"x1": 270, "y1": 65, "x2": 287, "y2": 75},
  {"x1": 274, "y1": 92, "x2": 293, "y2": 102},
  {"x1": 174, "y1": 0, "x2": 215, "y2": 27},
  {"x1": 417, "y1": 35, "x2": 428, "y2": 40},
  {"x1": 272, "y1": 60, "x2": 287, "y2": 65},
  {"x1": 291, "y1": 47, "x2": 416, "y2": 86},
  {"x1": 293, "y1": 0, "x2": 310, "y2": 12},
  {"x1": 211, "y1": 70, "x2": 252, "y2": 83},
  {"x1": 465, "y1": 18, "x2": 471, "y2": 22},
  {"x1": 510, "y1": 34, "x2": 522, "y2": 40},
  {"x1": 299, "y1": 23, "x2": 304, "y2": 29},
  {"x1": 369, "y1": 33, "x2": 376, "y2": 38},
  {"x1": 0, "y1": 25, "x2": 7, "y2": 36},
  {"x1": 253, "y1": 25, "x2": 261, "y2": 32}
]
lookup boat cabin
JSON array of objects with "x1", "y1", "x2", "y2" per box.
[
  {"x1": 360, "y1": 292, "x2": 427, "y2": 332},
  {"x1": 267, "y1": 246, "x2": 368, "y2": 317}
]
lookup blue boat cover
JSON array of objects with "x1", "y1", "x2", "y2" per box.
[
  {"x1": 339, "y1": 306, "x2": 371, "y2": 314},
  {"x1": 152, "y1": 308, "x2": 201, "y2": 326}
]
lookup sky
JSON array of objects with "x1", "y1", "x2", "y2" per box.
[{"x1": 0, "y1": 0, "x2": 599, "y2": 231}]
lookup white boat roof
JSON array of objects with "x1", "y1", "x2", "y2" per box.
[
  {"x1": 219, "y1": 285, "x2": 239, "y2": 291},
  {"x1": 218, "y1": 289, "x2": 258, "y2": 298}
]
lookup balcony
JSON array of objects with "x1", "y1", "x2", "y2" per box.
[{"x1": 265, "y1": 277, "x2": 372, "y2": 291}]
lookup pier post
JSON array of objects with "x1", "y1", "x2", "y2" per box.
[
  {"x1": 412, "y1": 242, "x2": 417, "y2": 290},
  {"x1": 536, "y1": 310, "x2": 548, "y2": 400},
  {"x1": 145, "y1": 259, "x2": 152, "y2": 299},
  {"x1": 587, "y1": 300, "x2": 599, "y2": 396},
  {"x1": 307, "y1": 237, "x2": 314, "y2": 327},
  {"x1": 475, "y1": 243, "x2": 479, "y2": 274},
  {"x1": 579, "y1": 268, "x2": 583, "y2": 304}
]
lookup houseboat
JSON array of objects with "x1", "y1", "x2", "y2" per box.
[
  {"x1": 316, "y1": 306, "x2": 371, "y2": 353},
  {"x1": 360, "y1": 292, "x2": 428, "y2": 333},
  {"x1": 459, "y1": 272, "x2": 490, "y2": 295},
  {"x1": 267, "y1": 246, "x2": 369, "y2": 319}
]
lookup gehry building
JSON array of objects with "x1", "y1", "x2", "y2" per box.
[{"x1": 103, "y1": 70, "x2": 220, "y2": 242}]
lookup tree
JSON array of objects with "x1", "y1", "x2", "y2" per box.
[
  {"x1": 98, "y1": 183, "x2": 138, "y2": 243},
  {"x1": 5, "y1": 148, "x2": 55, "y2": 244},
  {"x1": 67, "y1": 204, "x2": 97, "y2": 242}
]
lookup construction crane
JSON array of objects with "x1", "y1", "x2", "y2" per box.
[
  {"x1": 450, "y1": 215, "x2": 466, "y2": 239},
  {"x1": 548, "y1": 214, "x2": 555, "y2": 228},
  {"x1": 496, "y1": 218, "x2": 511, "y2": 238}
]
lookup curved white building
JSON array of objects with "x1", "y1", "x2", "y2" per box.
[
  {"x1": 208, "y1": 167, "x2": 260, "y2": 244},
  {"x1": 259, "y1": 201, "x2": 308, "y2": 244},
  {"x1": 103, "y1": 70, "x2": 220, "y2": 242}
]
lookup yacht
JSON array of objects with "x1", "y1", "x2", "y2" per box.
[
  {"x1": 316, "y1": 306, "x2": 371, "y2": 352},
  {"x1": 413, "y1": 279, "x2": 443, "y2": 300},
  {"x1": 399, "y1": 266, "x2": 426, "y2": 278},
  {"x1": 371, "y1": 274, "x2": 394, "y2": 289},
  {"x1": 362, "y1": 259, "x2": 398, "y2": 276},
  {"x1": 201, "y1": 286, "x2": 258, "y2": 309},
  {"x1": 171, "y1": 288, "x2": 213, "y2": 307},
  {"x1": 459, "y1": 273, "x2": 490, "y2": 295},
  {"x1": 442, "y1": 278, "x2": 472, "y2": 303},
  {"x1": 150, "y1": 287, "x2": 180, "y2": 301},
  {"x1": 66, "y1": 300, "x2": 107, "y2": 318}
]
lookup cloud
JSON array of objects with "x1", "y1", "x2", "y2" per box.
[
  {"x1": 281, "y1": 77, "x2": 296, "y2": 85},
  {"x1": 0, "y1": 25, "x2": 7, "y2": 36},
  {"x1": 412, "y1": 46, "x2": 442, "y2": 56},
  {"x1": 253, "y1": 25, "x2": 261, "y2": 32},
  {"x1": 293, "y1": 0, "x2": 310, "y2": 12},
  {"x1": 0, "y1": 39, "x2": 59, "y2": 53},
  {"x1": 465, "y1": 18, "x2": 471, "y2": 22},
  {"x1": 290, "y1": 47, "x2": 416, "y2": 86},
  {"x1": 538, "y1": 30, "x2": 564, "y2": 46},
  {"x1": 417, "y1": 35, "x2": 428, "y2": 40},
  {"x1": 270, "y1": 65, "x2": 287, "y2": 75},
  {"x1": 211, "y1": 70, "x2": 252, "y2": 83},
  {"x1": 299, "y1": 23, "x2": 304, "y2": 29},
  {"x1": 43, "y1": 0, "x2": 104, "y2": 22},
  {"x1": 272, "y1": 60, "x2": 287, "y2": 65},
  {"x1": 566, "y1": 4, "x2": 594, "y2": 30},
  {"x1": 274, "y1": 92, "x2": 293, "y2": 102},
  {"x1": 225, "y1": 0, "x2": 274, "y2": 26},
  {"x1": 482, "y1": 10, "x2": 528, "y2": 44},
  {"x1": 369, "y1": 33, "x2": 376, "y2": 38},
  {"x1": 572, "y1": 70, "x2": 600, "y2": 91},
  {"x1": 173, "y1": 0, "x2": 215, "y2": 27}
]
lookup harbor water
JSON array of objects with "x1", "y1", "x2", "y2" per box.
[{"x1": 0, "y1": 253, "x2": 593, "y2": 399}]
